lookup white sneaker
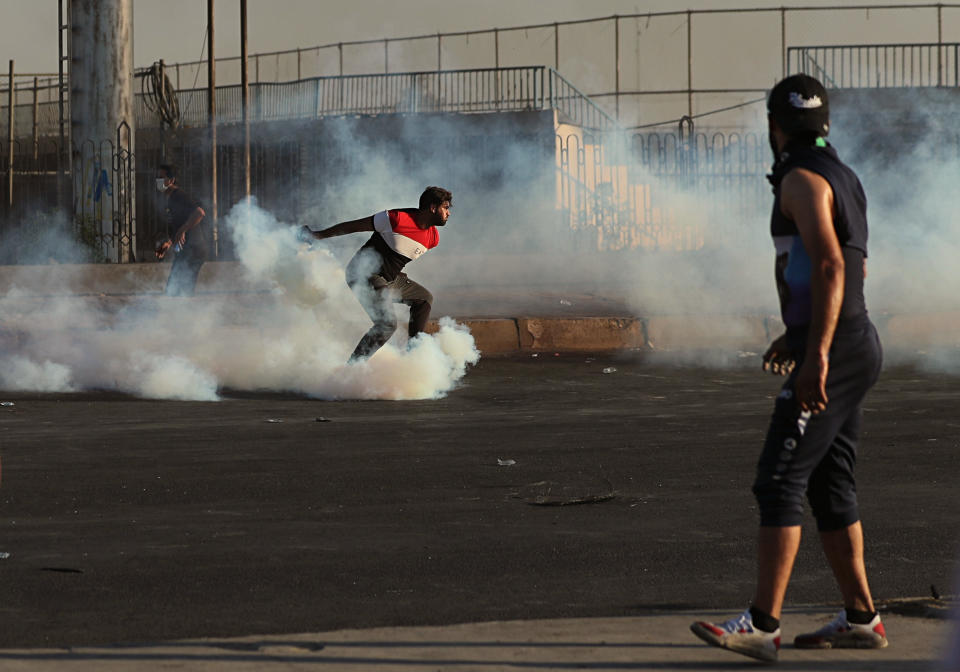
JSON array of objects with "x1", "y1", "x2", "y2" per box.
[
  {"x1": 690, "y1": 608, "x2": 780, "y2": 662},
  {"x1": 794, "y1": 609, "x2": 888, "y2": 649}
]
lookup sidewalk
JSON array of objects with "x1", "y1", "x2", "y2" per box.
[{"x1": 0, "y1": 607, "x2": 953, "y2": 671}]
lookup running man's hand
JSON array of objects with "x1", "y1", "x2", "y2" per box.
[
  {"x1": 297, "y1": 225, "x2": 317, "y2": 244},
  {"x1": 794, "y1": 356, "x2": 829, "y2": 414},
  {"x1": 155, "y1": 239, "x2": 172, "y2": 259},
  {"x1": 173, "y1": 228, "x2": 187, "y2": 249},
  {"x1": 762, "y1": 334, "x2": 795, "y2": 376}
]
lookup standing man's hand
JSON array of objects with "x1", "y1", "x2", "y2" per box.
[
  {"x1": 762, "y1": 334, "x2": 795, "y2": 376},
  {"x1": 173, "y1": 227, "x2": 188, "y2": 249},
  {"x1": 793, "y1": 356, "x2": 829, "y2": 414}
]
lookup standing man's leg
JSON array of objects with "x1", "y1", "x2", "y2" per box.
[
  {"x1": 820, "y1": 521, "x2": 874, "y2": 612},
  {"x1": 691, "y1": 358, "x2": 868, "y2": 661},
  {"x1": 754, "y1": 525, "x2": 802, "y2": 619},
  {"x1": 807, "y1": 411, "x2": 877, "y2": 614},
  {"x1": 794, "y1": 390, "x2": 887, "y2": 649}
]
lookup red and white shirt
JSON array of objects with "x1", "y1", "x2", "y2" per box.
[
  {"x1": 353, "y1": 209, "x2": 439, "y2": 282},
  {"x1": 373, "y1": 209, "x2": 439, "y2": 260}
]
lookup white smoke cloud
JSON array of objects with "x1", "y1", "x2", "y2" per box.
[
  {"x1": 0, "y1": 199, "x2": 479, "y2": 401},
  {"x1": 0, "y1": 356, "x2": 76, "y2": 393}
]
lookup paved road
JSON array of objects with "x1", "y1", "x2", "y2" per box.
[{"x1": 0, "y1": 355, "x2": 957, "y2": 650}]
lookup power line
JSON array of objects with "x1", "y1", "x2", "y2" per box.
[{"x1": 628, "y1": 96, "x2": 767, "y2": 131}]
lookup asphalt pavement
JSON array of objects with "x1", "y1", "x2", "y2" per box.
[{"x1": 0, "y1": 356, "x2": 957, "y2": 670}]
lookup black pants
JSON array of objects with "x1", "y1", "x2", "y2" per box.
[
  {"x1": 752, "y1": 320, "x2": 882, "y2": 531},
  {"x1": 349, "y1": 272, "x2": 433, "y2": 360},
  {"x1": 165, "y1": 248, "x2": 206, "y2": 297}
]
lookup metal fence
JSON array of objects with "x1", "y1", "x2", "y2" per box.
[
  {"x1": 0, "y1": 124, "x2": 135, "y2": 264},
  {"x1": 2, "y1": 119, "x2": 774, "y2": 262},
  {"x1": 7, "y1": 3, "x2": 960, "y2": 137},
  {"x1": 117, "y1": 3, "x2": 960, "y2": 129},
  {"x1": 789, "y1": 43, "x2": 960, "y2": 88}
]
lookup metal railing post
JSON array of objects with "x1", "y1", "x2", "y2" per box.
[
  {"x1": 614, "y1": 16, "x2": 620, "y2": 121},
  {"x1": 937, "y1": 4, "x2": 943, "y2": 86},
  {"x1": 32, "y1": 76, "x2": 39, "y2": 159}
]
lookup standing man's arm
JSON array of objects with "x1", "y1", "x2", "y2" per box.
[
  {"x1": 301, "y1": 216, "x2": 374, "y2": 241},
  {"x1": 779, "y1": 167, "x2": 845, "y2": 414}
]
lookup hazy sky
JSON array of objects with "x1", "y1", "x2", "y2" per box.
[{"x1": 0, "y1": 0, "x2": 949, "y2": 74}]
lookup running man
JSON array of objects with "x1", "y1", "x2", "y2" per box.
[
  {"x1": 300, "y1": 186, "x2": 451, "y2": 361},
  {"x1": 690, "y1": 75, "x2": 886, "y2": 662}
]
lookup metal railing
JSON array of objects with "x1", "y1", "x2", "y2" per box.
[
  {"x1": 555, "y1": 129, "x2": 771, "y2": 252},
  {"x1": 160, "y1": 66, "x2": 617, "y2": 131},
  {"x1": 14, "y1": 66, "x2": 616, "y2": 137},
  {"x1": 789, "y1": 43, "x2": 960, "y2": 88},
  {"x1": 119, "y1": 3, "x2": 960, "y2": 127}
]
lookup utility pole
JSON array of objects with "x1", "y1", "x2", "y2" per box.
[
  {"x1": 208, "y1": 0, "x2": 218, "y2": 257},
  {"x1": 241, "y1": 0, "x2": 250, "y2": 202},
  {"x1": 70, "y1": 0, "x2": 136, "y2": 262}
]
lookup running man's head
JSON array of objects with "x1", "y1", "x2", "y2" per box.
[
  {"x1": 767, "y1": 74, "x2": 830, "y2": 154},
  {"x1": 156, "y1": 164, "x2": 178, "y2": 194},
  {"x1": 419, "y1": 186, "x2": 452, "y2": 227}
]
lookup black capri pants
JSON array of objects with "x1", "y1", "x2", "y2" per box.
[{"x1": 752, "y1": 319, "x2": 882, "y2": 531}]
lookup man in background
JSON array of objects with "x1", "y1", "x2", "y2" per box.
[{"x1": 155, "y1": 164, "x2": 208, "y2": 297}]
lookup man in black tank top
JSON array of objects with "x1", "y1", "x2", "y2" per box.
[{"x1": 691, "y1": 75, "x2": 887, "y2": 662}]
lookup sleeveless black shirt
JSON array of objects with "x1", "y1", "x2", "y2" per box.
[{"x1": 768, "y1": 141, "x2": 869, "y2": 332}]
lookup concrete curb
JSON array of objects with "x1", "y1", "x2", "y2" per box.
[{"x1": 5, "y1": 307, "x2": 960, "y2": 357}]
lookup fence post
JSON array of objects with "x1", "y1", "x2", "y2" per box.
[
  {"x1": 7, "y1": 60, "x2": 13, "y2": 209},
  {"x1": 781, "y1": 8, "x2": 787, "y2": 78},
  {"x1": 554, "y1": 23, "x2": 559, "y2": 70},
  {"x1": 32, "y1": 76, "x2": 39, "y2": 160}
]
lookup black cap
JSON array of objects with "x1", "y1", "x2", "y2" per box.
[{"x1": 767, "y1": 74, "x2": 830, "y2": 137}]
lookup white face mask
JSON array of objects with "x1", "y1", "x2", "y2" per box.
[{"x1": 156, "y1": 178, "x2": 168, "y2": 193}]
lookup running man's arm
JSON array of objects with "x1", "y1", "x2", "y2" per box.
[
  {"x1": 779, "y1": 167, "x2": 845, "y2": 414},
  {"x1": 156, "y1": 205, "x2": 205, "y2": 259},
  {"x1": 173, "y1": 206, "x2": 205, "y2": 247},
  {"x1": 302, "y1": 216, "x2": 374, "y2": 241}
]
